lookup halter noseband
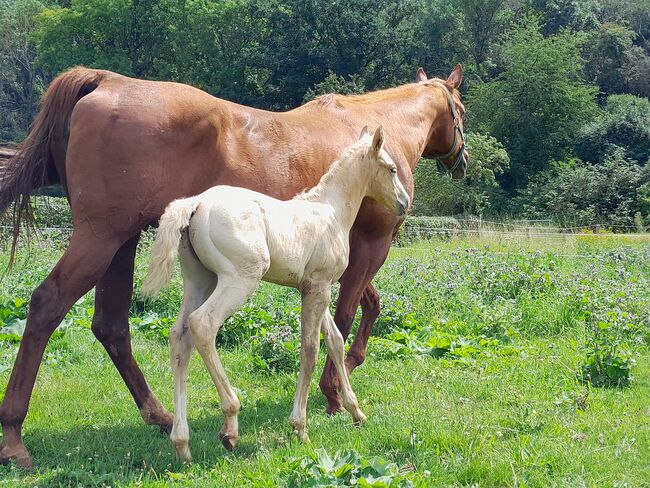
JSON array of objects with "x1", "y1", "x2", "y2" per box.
[{"x1": 432, "y1": 82, "x2": 465, "y2": 176}]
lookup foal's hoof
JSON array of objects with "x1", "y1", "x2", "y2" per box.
[
  {"x1": 0, "y1": 443, "x2": 34, "y2": 469},
  {"x1": 352, "y1": 410, "x2": 367, "y2": 426},
  {"x1": 174, "y1": 445, "x2": 192, "y2": 464},
  {"x1": 219, "y1": 432, "x2": 238, "y2": 451}
]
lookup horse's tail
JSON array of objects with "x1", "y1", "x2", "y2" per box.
[
  {"x1": 0, "y1": 67, "x2": 110, "y2": 266},
  {"x1": 141, "y1": 197, "x2": 202, "y2": 298}
]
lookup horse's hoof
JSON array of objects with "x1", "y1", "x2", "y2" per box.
[
  {"x1": 159, "y1": 419, "x2": 174, "y2": 435},
  {"x1": 325, "y1": 399, "x2": 345, "y2": 416},
  {"x1": 0, "y1": 442, "x2": 34, "y2": 469},
  {"x1": 292, "y1": 429, "x2": 310, "y2": 444},
  {"x1": 140, "y1": 397, "x2": 174, "y2": 432},
  {"x1": 219, "y1": 432, "x2": 238, "y2": 451}
]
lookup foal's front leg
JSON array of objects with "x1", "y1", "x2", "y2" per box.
[
  {"x1": 290, "y1": 284, "x2": 329, "y2": 441},
  {"x1": 321, "y1": 310, "x2": 366, "y2": 424}
]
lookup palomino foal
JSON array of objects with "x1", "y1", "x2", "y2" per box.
[{"x1": 142, "y1": 126, "x2": 409, "y2": 462}]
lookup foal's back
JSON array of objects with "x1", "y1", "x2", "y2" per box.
[{"x1": 187, "y1": 186, "x2": 347, "y2": 289}]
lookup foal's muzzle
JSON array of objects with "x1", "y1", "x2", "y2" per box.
[{"x1": 396, "y1": 195, "x2": 410, "y2": 216}]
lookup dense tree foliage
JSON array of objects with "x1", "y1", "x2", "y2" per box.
[{"x1": 0, "y1": 0, "x2": 648, "y2": 225}]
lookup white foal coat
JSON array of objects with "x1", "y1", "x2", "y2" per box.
[{"x1": 142, "y1": 126, "x2": 409, "y2": 462}]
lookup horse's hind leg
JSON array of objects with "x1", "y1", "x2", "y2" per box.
[
  {"x1": 0, "y1": 230, "x2": 123, "y2": 468},
  {"x1": 90, "y1": 233, "x2": 173, "y2": 432},
  {"x1": 189, "y1": 273, "x2": 258, "y2": 451}
]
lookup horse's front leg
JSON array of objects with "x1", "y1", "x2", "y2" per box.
[
  {"x1": 290, "y1": 283, "x2": 330, "y2": 441},
  {"x1": 319, "y1": 232, "x2": 393, "y2": 414}
]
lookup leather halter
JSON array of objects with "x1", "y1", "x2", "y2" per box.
[{"x1": 432, "y1": 82, "x2": 465, "y2": 175}]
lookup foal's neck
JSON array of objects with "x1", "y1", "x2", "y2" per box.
[{"x1": 299, "y1": 148, "x2": 371, "y2": 232}]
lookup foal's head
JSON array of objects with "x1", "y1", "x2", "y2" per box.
[{"x1": 358, "y1": 126, "x2": 410, "y2": 217}]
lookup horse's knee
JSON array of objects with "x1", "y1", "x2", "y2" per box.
[
  {"x1": 333, "y1": 308, "x2": 356, "y2": 335},
  {"x1": 347, "y1": 348, "x2": 366, "y2": 368},
  {"x1": 361, "y1": 288, "x2": 381, "y2": 321},
  {"x1": 91, "y1": 313, "x2": 129, "y2": 344}
]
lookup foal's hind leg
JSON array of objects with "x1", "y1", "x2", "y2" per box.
[
  {"x1": 0, "y1": 230, "x2": 123, "y2": 468},
  {"x1": 169, "y1": 238, "x2": 217, "y2": 463},
  {"x1": 90, "y1": 233, "x2": 173, "y2": 432},
  {"x1": 189, "y1": 274, "x2": 258, "y2": 451}
]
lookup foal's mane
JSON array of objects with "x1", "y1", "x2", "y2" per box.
[{"x1": 294, "y1": 139, "x2": 368, "y2": 202}]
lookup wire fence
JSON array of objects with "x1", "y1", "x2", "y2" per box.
[{"x1": 1, "y1": 198, "x2": 649, "y2": 251}]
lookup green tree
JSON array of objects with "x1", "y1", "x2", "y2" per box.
[
  {"x1": 576, "y1": 94, "x2": 650, "y2": 164},
  {"x1": 413, "y1": 132, "x2": 510, "y2": 216},
  {"x1": 0, "y1": 0, "x2": 46, "y2": 142},
  {"x1": 34, "y1": 0, "x2": 184, "y2": 78},
  {"x1": 250, "y1": 0, "x2": 425, "y2": 109},
  {"x1": 583, "y1": 22, "x2": 650, "y2": 97},
  {"x1": 455, "y1": 0, "x2": 511, "y2": 78},
  {"x1": 525, "y1": 0, "x2": 599, "y2": 35},
  {"x1": 469, "y1": 19, "x2": 599, "y2": 190},
  {"x1": 302, "y1": 70, "x2": 365, "y2": 103}
]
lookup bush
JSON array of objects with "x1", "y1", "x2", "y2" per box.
[
  {"x1": 250, "y1": 325, "x2": 300, "y2": 374},
  {"x1": 518, "y1": 154, "x2": 650, "y2": 228},
  {"x1": 412, "y1": 132, "x2": 509, "y2": 216}
]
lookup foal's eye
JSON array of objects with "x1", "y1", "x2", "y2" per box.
[{"x1": 390, "y1": 167, "x2": 397, "y2": 174}]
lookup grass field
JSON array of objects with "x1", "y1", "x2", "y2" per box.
[{"x1": 0, "y1": 232, "x2": 649, "y2": 487}]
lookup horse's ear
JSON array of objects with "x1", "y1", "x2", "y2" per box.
[
  {"x1": 359, "y1": 125, "x2": 370, "y2": 140},
  {"x1": 447, "y1": 64, "x2": 463, "y2": 89},
  {"x1": 371, "y1": 126, "x2": 384, "y2": 154},
  {"x1": 415, "y1": 67, "x2": 427, "y2": 83}
]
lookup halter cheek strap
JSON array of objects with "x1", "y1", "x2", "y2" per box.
[{"x1": 432, "y1": 82, "x2": 465, "y2": 175}]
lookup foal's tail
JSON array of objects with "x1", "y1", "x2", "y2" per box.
[{"x1": 141, "y1": 197, "x2": 201, "y2": 297}]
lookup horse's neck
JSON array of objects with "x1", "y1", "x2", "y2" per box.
[
  {"x1": 311, "y1": 86, "x2": 443, "y2": 169},
  {"x1": 368, "y1": 98, "x2": 441, "y2": 169}
]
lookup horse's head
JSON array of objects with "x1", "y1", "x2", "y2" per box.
[
  {"x1": 359, "y1": 126, "x2": 410, "y2": 216},
  {"x1": 418, "y1": 65, "x2": 468, "y2": 180}
]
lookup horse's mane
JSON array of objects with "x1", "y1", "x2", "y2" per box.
[
  {"x1": 311, "y1": 77, "x2": 456, "y2": 107},
  {"x1": 294, "y1": 139, "x2": 368, "y2": 202}
]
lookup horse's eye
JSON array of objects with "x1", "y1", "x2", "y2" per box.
[{"x1": 390, "y1": 167, "x2": 397, "y2": 174}]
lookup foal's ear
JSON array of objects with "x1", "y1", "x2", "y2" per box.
[
  {"x1": 371, "y1": 126, "x2": 384, "y2": 154},
  {"x1": 359, "y1": 125, "x2": 370, "y2": 140},
  {"x1": 416, "y1": 67, "x2": 428, "y2": 83},
  {"x1": 447, "y1": 64, "x2": 463, "y2": 89}
]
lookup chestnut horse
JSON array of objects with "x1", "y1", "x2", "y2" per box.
[{"x1": 0, "y1": 65, "x2": 466, "y2": 467}]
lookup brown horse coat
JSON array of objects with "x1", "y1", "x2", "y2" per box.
[{"x1": 0, "y1": 65, "x2": 466, "y2": 467}]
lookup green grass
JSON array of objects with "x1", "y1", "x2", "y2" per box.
[{"x1": 1, "y1": 232, "x2": 649, "y2": 487}]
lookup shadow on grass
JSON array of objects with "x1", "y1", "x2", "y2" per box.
[{"x1": 0, "y1": 391, "x2": 321, "y2": 486}]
